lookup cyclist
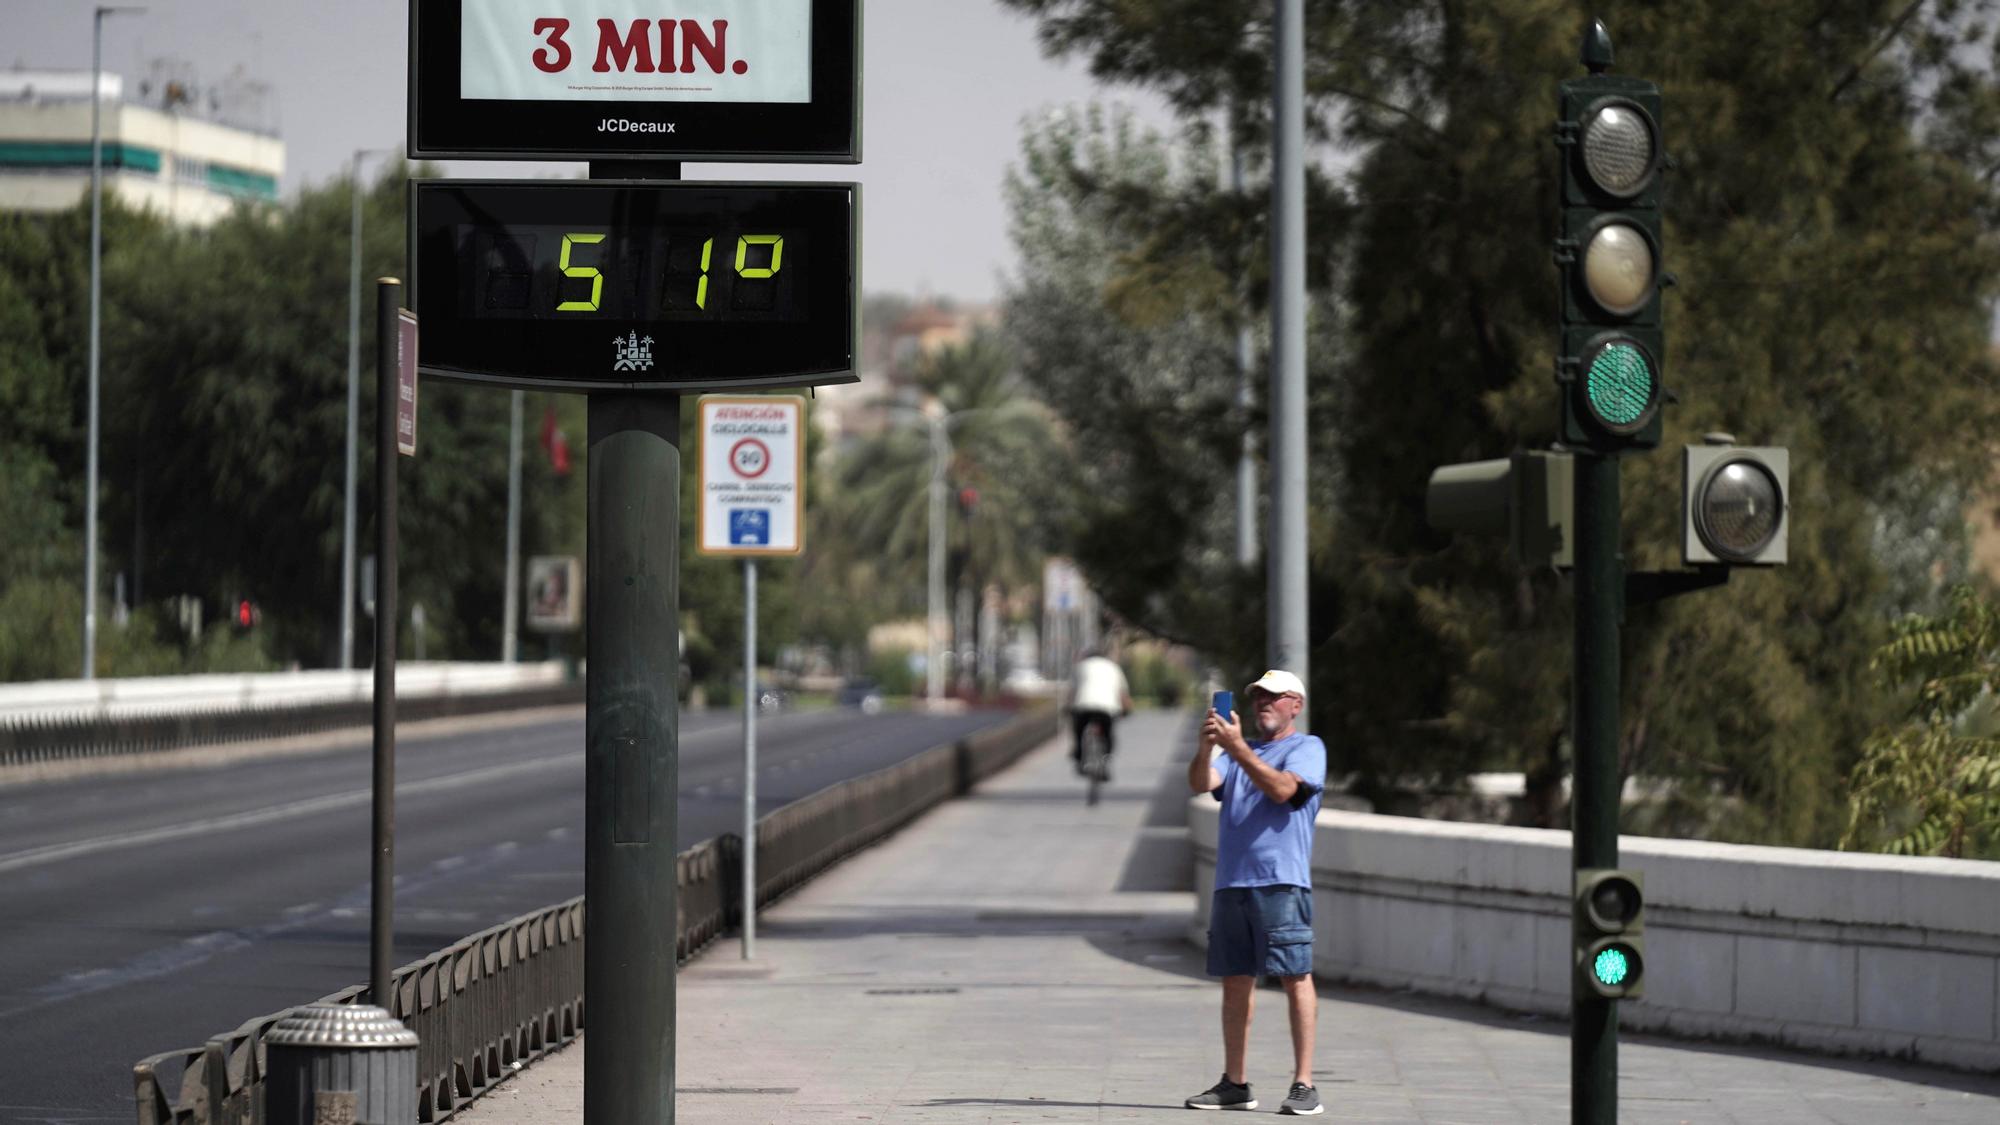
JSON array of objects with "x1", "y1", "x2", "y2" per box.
[{"x1": 1068, "y1": 647, "x2": 1134, "y2": 777}]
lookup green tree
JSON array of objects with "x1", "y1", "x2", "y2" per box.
[
  {"x1": 1842, "y1": 585, "x2": 2000, "y2": 859},
  {"x1": 1000, "y1": 1, "x2": 2000, "y2": 839},
  {"x1": 0, "y1": 165, "x2": 596, "y2": 677}
]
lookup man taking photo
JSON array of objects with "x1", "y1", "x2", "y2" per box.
[{"x1": 1183, "y1": 669, "x2": 1326, "y2": 1115}]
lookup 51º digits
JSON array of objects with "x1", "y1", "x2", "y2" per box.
[{"x1": 553, "y1": 232, "x2": 784, "y2": 313}]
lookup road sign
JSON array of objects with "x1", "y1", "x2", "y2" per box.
[
  {"x1": 698, "y1": 395, "x2": 803, "y2": 556},
  {"x1": 410, "y1": 180, "x2": 858, "y2": 392},
  {"x1": 525, "y1": 555, "x2": 583, "y2": 631},
  {"x1": 396, "y1": 309, "x2": 419, "y2": 456},
  {"x1": 410, "y1": 0, "x2": 861, "y2": 162}
]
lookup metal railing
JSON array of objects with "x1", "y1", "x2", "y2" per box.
[
  {"x1": 131, "y1": 702, "x2": 1054, "y2": 1124},
  {"x1": 3, "y1": 682, "x2": 584, "y2": 767}
]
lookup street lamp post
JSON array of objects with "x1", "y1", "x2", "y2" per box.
[
  {"x1": 1268, "y1": 0, "x2": 1310, "y2": 725},
  {"x1": 503, "y1": 390, "x2": 523, "y2": 662},
  {"x1": 84, "y1": 4, "x2": 144, "y2": 681},
  {"x1": 892, "y1": 401, "x2": 1030, "y2": 706},
  {"x1": 925, "y1": 411, "x2": 948, "y2": 706},
  {"x1": 343, "y1": 148, "x2": 392, "y2": 670}
]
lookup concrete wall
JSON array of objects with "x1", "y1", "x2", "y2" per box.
[
  {"x1": 0, "y1": 662, "x2": 570, "y2": 722},
  {"x1": 1191, "y1": 799, "x2": 2000, "y2": 1071}
]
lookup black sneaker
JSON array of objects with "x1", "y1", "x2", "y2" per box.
[
  {"x1": 1278, "y1": 1081, "x2": 1323, "y2": 1115},
  {"x1": 1185, "y1": 1075, "x2": 1256, "y2": 1111}
]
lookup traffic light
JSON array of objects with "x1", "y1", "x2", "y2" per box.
[
  {"x1": 1555, "y1": 23, "x2": 1667, "y2": 452},
  {"x1": 232, "y1": 599, "x2": 260, "y2": 630},
  {"x1": 1425, "y1": 450, "x2": 1574, "y2": 569},
  {"x1": 1575, "y1": 868, "x2": 1645, "y2": 999},
  {"x1": 1684, "y1": 440, "x2": 1789, "y2": 566}
]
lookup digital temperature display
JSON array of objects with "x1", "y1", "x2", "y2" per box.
[
  {"x1": 412, "y1": 180, "x2": 857, "y2": 391},
  {"x1": 460, "y1": 225, "x2": 806, "y2": 322}
]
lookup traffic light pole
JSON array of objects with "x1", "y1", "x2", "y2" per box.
[
  {"x1": 1572, "y1": 451, "x2": 1621, "y2": 1123},
  {"x1": 585, "y1": 392, "x2": 682, "y2": 1124}
]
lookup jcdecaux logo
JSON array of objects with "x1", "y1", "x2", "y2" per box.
[{"x1": 598, "y1": 118, "x2": 677, "y2": 133}]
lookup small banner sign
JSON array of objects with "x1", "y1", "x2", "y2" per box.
[
  {"x1": 461, "y1": 0, "x2": 812, "y2": 104},
  {"x1": 396, "y1": 308, "x2": 419, "y2": 457},
  {"x1": 525, "y1": 555, "x2": 583, "y2": 631}
]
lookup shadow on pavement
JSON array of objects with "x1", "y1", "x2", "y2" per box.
[
  {"x1": 1083, "y1": 910, "x2": 2000, "y2": 1099},
  {"x1": 758, "y1": 907, "x2": 1184, "y2": 941},
  {"x1": 914, "y1": 1097, "x2": 1176, "y2": 1111},
  {"x1": 1115, "y1": 716, "x2": 1206, "y2": 892},
  {"x1": 957, "y1": 788, "x2": 1154, "y2": 803}
]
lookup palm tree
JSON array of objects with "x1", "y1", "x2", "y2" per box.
[{"x1": 829, "y1": 330, "x2": 1067, "y2": 692}]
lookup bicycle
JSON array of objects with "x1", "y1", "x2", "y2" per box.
[{"x1": 1079, "y1": 719, "x2": 1110, "y2": 806}]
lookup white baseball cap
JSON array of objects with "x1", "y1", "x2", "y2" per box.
[{"x1": 1246, "y1": 669, "x2": 1306, "y2": 700}]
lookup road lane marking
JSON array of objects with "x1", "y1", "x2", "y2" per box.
[{"x1": 0, "y1": 755, "x2": 576, "y2": 875}]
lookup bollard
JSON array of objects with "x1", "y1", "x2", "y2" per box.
[{"x1": 264, "y1": 1003, "x2": 418, "y2": 1125}]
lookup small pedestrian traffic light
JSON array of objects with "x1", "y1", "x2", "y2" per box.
[
  {"x1": 1554, "y1": 20, "x2": 1668, "y2": 453},
  {"x1": 233, "y1": 599, "x2": 259, "y2": 630},
  {"x1": 1575, "y1": 868, "x2": 1645, "y2": 999},
  {"x1": 1684, "y1": 439, "x2": 1789, "y2": 566},
  {"x1": 1425, "y1": 450, "x2": 1573, "y2": 569}
]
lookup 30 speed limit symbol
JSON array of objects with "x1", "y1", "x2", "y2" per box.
[{"x1": 729, "y1": 438, "x2": 772, "y2": 478}]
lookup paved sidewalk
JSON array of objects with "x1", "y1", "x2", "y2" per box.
[{"x1": 456, "y1": 710, "x2": 2000, "y2": 1124}]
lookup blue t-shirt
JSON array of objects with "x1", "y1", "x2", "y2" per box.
[{"x1": 1211, "y1": 732, "x2": 1327, "y2": 890}]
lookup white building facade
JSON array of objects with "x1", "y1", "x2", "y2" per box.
[{"x1": 0, "y1": 71, "x2": 283, "y2": 227}]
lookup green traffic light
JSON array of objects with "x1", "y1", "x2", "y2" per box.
[
  {"x1": 1593, "y1": 946, "x2": 1631, "y2": 986},
  {"x1": 1585, "y1": 343, "x2": 1653, "y2": 427}
]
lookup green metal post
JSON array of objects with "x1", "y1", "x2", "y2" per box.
[
  {"x1": 370, "y1": 278, "x2": 401, "y2": 1013},
  {"x1": 1572, "y1": 451, "x2": 1621, "y2": 1123},
  {"x1": 585, "y1": 393, "x2": 682, "y2": 1125}
]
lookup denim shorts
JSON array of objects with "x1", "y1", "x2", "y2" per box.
[{"x1": 1206, "y1": 884, "x2": 1315, "y2": 978}]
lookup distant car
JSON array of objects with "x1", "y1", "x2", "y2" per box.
[{"x1": 837, "y1": 677, "x2": 885, "y2": 714}]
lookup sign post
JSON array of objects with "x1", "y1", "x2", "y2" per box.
[
  {"x1": 584, "y1": 392, "x2": 682, "y2": 1121},
  {"x1": 370, "y1": 280, "x2": 410, "y2": 1014},
  {"x1": 409, "y1": 3, "x2": 857, "y2": 1118},
  {"x1": 698, "y1": 394, "x2": 805, "y2": 959}
]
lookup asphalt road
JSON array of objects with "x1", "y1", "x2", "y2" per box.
[{"x1": 0, "y1": 703, "x2": 1011, "y2": 1125}]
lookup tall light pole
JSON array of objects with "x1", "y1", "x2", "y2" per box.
[
  {"x1": 1230, "y1": 113, "x2": 1258, "y2": 568},
  {"x1": 892, "y1": 401, "x2": 1026, "y2": 705},
  {"x1": 924, "y1": 408, "x2": 948, "y2": 706},
  {"x1": 343, "y1": 147, "x2": 393, "y2": 670},
  {"x1": 1268, "y1": 0, "x2": 1310, "y2": 726},
  {"x1": 84, "y1": 4, "x2": 144, "y2": 681},
  {"x1": 502, "y1": 390, "x2": 523, "y2": 662}
]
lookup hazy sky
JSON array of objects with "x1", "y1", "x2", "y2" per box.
[{"x1": 8, "y1": 0, "x2": 1177, "y2": 303}]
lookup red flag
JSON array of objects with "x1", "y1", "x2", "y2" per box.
[{"x1": 540, "y1": 406, "x2": 572, "y2": 476}]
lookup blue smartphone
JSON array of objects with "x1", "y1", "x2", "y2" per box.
[{"x1": 1211, "y1": 690, "x2": 1233, "y2": 722}]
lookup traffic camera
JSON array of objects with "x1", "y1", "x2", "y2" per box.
[
  {"x1": 1575, "y1": 868, "x2": 1645, "y2": 999},
  {"x1": 1555, "y1": 23, "x2": 1668, "y2": 453}
]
